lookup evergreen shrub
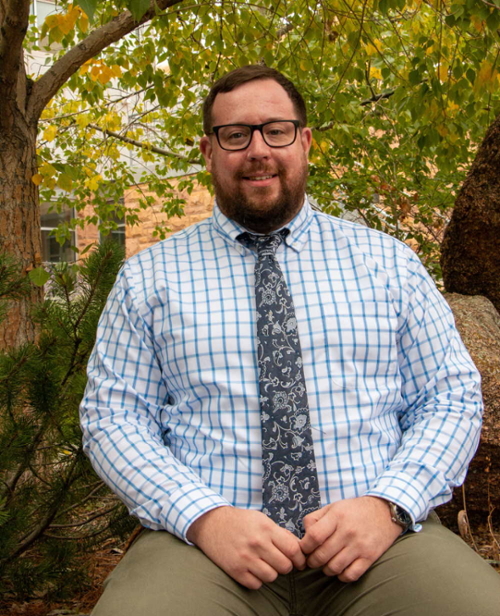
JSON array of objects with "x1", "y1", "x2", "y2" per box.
[{"x1": 0, "y1": 241, "x2": 136, "y2": 601}]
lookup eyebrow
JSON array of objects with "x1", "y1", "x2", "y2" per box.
[{"x1": 222, "y1": 117, "x2": 294, "y2": 124}]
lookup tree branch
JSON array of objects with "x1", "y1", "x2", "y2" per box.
[
  {"x1": 27, "y1": 0, "x2": 184, "y2": 122},
  {"x1": 89, "y1": 123, "x2": 202, "y2": 165},
  {"x1": 360, "y1": 89, "x2": 395, "y2": 106},
  {"x1": 2, "y1": 453, "x2": 82, "y2": 565},
  {"x1": 0, "y1": 0, "x2": 31, "y2": 108},
  {"x1": 49, "y1": 503, "x2": 120, "y2": 529}
]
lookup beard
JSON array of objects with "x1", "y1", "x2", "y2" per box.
[{"x1": 211, "y1": 158, "x2": 309, "y2": 234}]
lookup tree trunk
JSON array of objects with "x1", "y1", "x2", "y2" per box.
[
  {"x1": 0, "y1": 107, "x2": 42, "y2": 348},
  {"x1": 441, "y1": 112, "x2": 500, "y2": 310}
]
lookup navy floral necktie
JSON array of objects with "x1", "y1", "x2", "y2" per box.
[{"x1": 238, "y1": 230, "x2": 321, "y2": 538}]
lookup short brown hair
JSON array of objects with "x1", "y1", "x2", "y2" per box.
[{"x1": 202, "y1": 65, "x2": 307, "y2": 134}]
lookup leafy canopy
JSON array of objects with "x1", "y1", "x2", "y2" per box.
[{"x1": 26, "y1": 0, "x2": 500, "y2": 275}]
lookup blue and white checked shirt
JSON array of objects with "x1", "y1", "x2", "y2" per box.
[{"x1": 80, "y1": 198, "x2": 483, "y2": 542}]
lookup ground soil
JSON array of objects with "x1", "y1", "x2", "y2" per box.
[{"x1": 0, "y1": 525, "x2": 498, "y2": 616}]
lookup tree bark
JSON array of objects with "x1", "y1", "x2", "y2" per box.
[
  {"x1": 0, "y1": 106, "x2": 41, "y2": 347},
  {"x1": 441, "y1": 112, "x2": 500, "y2": 311},
  {"x1": 0, "y1": 0, "x2": 41, "y2": 347}
]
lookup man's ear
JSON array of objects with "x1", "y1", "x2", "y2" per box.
[
  {"x1": 200, "y1": 136, "x2": 213, "y2": 172},
  {"x1": 300, "y1": 127, "x2": 313, "y2": 156}
]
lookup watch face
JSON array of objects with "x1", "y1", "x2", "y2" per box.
[
  {"x1": 396, "y1": 506, "x2": 411, "y2": 526},
  {"x1": 390, "y1": 503, "x2": 411, "y2": 529}
]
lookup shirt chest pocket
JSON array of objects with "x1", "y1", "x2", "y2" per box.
[{"x1": 298, "y1": 299, "x2": 400, "y2": 391}]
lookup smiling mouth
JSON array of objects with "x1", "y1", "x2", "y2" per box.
[{"x1": 242, "y1": 174, "x2": 278, "y2": 181}]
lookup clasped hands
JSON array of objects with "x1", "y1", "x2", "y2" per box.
[{"x1": 186, "y1": 496, "x2": 404, "y2": 590}]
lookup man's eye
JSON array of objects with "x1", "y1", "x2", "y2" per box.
[{"x1": 228, "y1": 132, "x2": 245, "y2": 140}]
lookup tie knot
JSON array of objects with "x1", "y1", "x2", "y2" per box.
[{"x1": 238, "y1": 229, "x2": 288, "y2": 257}]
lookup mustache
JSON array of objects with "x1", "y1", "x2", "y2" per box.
[{"x1": 235, "y1": 166, "x2": 283, "y2": 179}]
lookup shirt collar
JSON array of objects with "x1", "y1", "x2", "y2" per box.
[{"x1": 212, "y1": 195, "x2": 314, "y2": 254}]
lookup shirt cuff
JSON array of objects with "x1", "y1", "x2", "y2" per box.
[
  {"x1": 365, "y1": 471, "x2": 435, "y2": 532},
  {"x1": 160, "y1": 484, "x2": 232, "y2": 544}
]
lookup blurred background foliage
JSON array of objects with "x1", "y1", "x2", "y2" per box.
[{"x1": 30, "y1": 0, "x2": 500, "y2": 279}]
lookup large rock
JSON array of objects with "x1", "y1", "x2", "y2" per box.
[{"x1": 436, "y1": 293, "x2": 500, "y2": 531}]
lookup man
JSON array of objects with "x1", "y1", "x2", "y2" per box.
[{"x1": 80, "y1": 65, "x2": 500, "y2": 615}]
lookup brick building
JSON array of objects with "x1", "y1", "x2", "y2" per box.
[{"x1": 74, "y1": 178, "x2": 213, "y2": 261}]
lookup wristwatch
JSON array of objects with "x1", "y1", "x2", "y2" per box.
[{"x1": 387, "y1": 501, "x2": 412, "y2": 533}]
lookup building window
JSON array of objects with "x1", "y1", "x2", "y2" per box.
[
  {"x1": 31, "y1": 0, "x2": 59, "y2": 27},
  {"x1": 40, "y1": 203, "x2": 76, "y2": 263},
  {"x1": 99, "y1": 212, "x2": 126, "y2": 249}
]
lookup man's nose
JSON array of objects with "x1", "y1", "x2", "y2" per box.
[{"x1": 246, "y1": 129, "x2": 271, "y2": 159}]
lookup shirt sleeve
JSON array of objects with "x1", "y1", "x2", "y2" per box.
[
  {"x1": 79, "y1": 263, "x2": 231, "y2": 543},
  {"x1": 365, "y1": 249, "x2": 483, "y2": 528}
]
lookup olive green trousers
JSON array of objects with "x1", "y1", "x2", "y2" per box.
[{"x1": 92, "y1": 516, "x2": 500, "y2": 616}]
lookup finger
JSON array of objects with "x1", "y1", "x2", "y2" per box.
[
  {"x1": 306, "y1": 527, "x2": 349, "y2": 569},
  {"x1": 248, "y1": 559, "x2": 280, "y2": 585},
  {"x1": 238, "y1": 570, "x2": 265, "y2": 590},
  {"x1": 258, "y1": 543, "x2": 295, "y2": 575},
  {"x1": 272, "y1": 531, "x2": 306, "y2": 571},
  {"x1": 321, "y1": 546, "x2": 358, "y2": 577},
  {"x1": 300, "y1": 510, "x2": 337, "y2": 554},
  {"x1": 337, "y1": 557, "x2": 372, "y2": 583}
]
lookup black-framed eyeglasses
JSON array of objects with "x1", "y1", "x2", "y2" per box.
[{"x1": 209, "y1": 120, "x2": 300, "y2": 151}]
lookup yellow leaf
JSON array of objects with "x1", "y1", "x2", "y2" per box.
[
  {"x1": 79, "y1": 12, "x2": 89, "y2": 33},
  {"x1": 56, "y1": 5, "x2": 80, "y2": 35},
  {"x1": 57, "y1": 14, "x2": 72, "y2": 35},
  {"x1": 68, "y1": 5, "x2": 81, "y2": 25},
  {"x1": 85, "y1": 174, "x2": 103, "y2": 191},
  {"x1": 471, "y1": 15, "x2": 485, "y2": 33},
  {"x1": 43, "y1": 125, "x2": 58, "y2": 142},
  {"x1": 80, "y1": 60, "x2": 93, "y2": 75},
  {"x1": 31, "y1": 173, "x2": 43, "y2": 186},
  {"x1": 438, "y1": 63, "x2": 449, "y2": 82},
  {"x1": 369, "y1": 66, "x2": 382, "y2": 80},
  {"x1": 365, "y1": 40, "x2": 381, "y2": 56},
  {"x1": 97, "y1": 66, "x2": 115, "y2": 85},
  {"x1": 437, "y1": 124, "x2": 448, "y2": 137},
  {"x1": 39, "y1": 162, "x2": 57, "y2": 178},
  {"x1": 103, "y1": 112, "x2": 121, "y2": 131},
  {"x1": 89, "y1": 65, "x2": 101, "y2": 82},
  {"x1": 111, "y1": 65, "x2": 122, "y2": 78},
  {"x1": 477, "y1": 60, "x2": 493, "y2": 86},
  {"x1": 76, "y1": 114, "x2": 91, "y2": 129},
  {"x1": 40, "y1": 108, "x2": 54, "y2": 120},
  {"x1": 45, "y1": 14, "x2": 59, "y2": 29},
  {"x1": 106, "y1": 145, "x2": 120, "y2": 161}
]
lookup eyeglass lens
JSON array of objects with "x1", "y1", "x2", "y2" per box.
[{"x1": 217, "y1": 122, "x2": 297, "y2": 150}]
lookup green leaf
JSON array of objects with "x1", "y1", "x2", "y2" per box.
[
  {"x1": 29, "y1": 267, "x2": 51, "y2": 287},
  {"x1": 127, "y1": 0, "x2": 151, "y2": 22},
  {"x1": 409, "y1": 69, "x2": 422, "y2": 86},
  {"x1": 75, "y1": 0, "x2": 97, "y2": 22}
]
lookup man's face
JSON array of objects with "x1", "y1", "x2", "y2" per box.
[{"x1": 200, "y1": 79, "x2": 312, "y2": 234}]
